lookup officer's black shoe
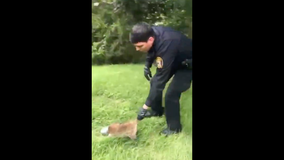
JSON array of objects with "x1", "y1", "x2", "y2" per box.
[
  {"x1": 137, "y1": 108, "x2": 164, "y2": 120},
  {"x1": 160, "y1": 127, "x2": 181, "y2": 136}
]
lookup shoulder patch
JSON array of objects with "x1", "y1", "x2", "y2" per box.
[{"x1": 156, "y1": 57, "x2": 163, "y2": 69}]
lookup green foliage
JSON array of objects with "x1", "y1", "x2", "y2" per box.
[{"x1": 92, "y1": 0, "x2": 192, "y2": 65}]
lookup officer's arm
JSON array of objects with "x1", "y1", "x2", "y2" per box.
[
  {"x1": 145, "y1": 40, "x2": 179, "y2": 107},
  {"x1": 145, "y1": 52, "x2": 155, "y2": 68}
]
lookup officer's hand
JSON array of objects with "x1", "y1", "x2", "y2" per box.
[
  {"x1": 144, "y1": 66, "x2": 152, "y2": 81},
  {"x1": 182, "y1": 59, "x2": 192, "y2": 69}
]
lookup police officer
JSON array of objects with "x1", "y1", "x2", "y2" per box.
[{"x1": 130, "y1": 22, "x2": 192, "y2": 136}]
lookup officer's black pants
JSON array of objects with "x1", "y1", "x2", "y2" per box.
[{"x1": 150, "y1": 68, "x2": 192, "y2": 131}]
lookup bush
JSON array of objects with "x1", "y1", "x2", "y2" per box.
[{"x1": 92, "y1": 0, "x2": 192, "y2": 65}]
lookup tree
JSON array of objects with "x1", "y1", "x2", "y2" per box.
[{"x1": 92, "y1": 0, "x2": 192, "y2": 65}]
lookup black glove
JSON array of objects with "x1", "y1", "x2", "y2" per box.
[
  {"x1": 137, "y1": 108, "x2": 147, "y2": 120},
  {"x1": 182, "y1": 59, "x2": 192, "y2": 69},
  {"x1": 144, "y1": 66, "x2": 152, "y2": 81}
]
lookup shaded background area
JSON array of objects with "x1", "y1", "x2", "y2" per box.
[{"x1": 92, "y1": 0, "x2": 192, "y2": 65}]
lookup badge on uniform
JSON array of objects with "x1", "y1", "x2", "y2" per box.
[{"x1": 156, "y1": 57, "x2": 163, "y2": 69}]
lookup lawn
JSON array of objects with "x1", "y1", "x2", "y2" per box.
[{"x1": 92, "y1": 64, "x2": 192, "y2": 160}]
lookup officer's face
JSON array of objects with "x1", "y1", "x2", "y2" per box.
[{"x1": 134, "y1": 37, "x2": 154, "y2": 53}]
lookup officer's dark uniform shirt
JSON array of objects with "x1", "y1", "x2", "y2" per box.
[{"x1": 145, "y1": 26, "x2": 192, "y2": 107}]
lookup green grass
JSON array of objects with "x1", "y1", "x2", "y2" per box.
[{"x1": 92, "y1": 64, "x2": 192, "y2": 160}]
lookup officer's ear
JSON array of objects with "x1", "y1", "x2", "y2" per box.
[{"x1": 148, "y1": 37, "x2": 154, "y2": 43}]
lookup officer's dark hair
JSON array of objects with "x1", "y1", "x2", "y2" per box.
[{"x1": 130, "y1": 22, "x2": 154, "y2": 44}]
